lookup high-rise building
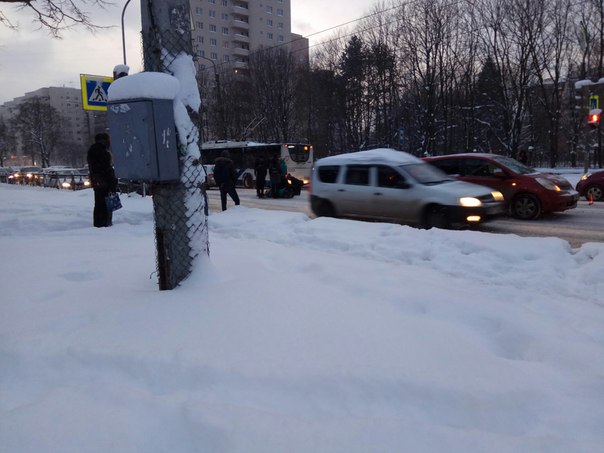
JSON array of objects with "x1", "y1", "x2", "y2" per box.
[
  {"x1": 190, "y1": 0, "x2": 306, "y2": 73},
  {"x1": 0, "y1": 87, "x2": 106, "y2": 166}
]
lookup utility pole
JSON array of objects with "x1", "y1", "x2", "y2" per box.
[{"x1": 140, "y1": 0, "x2": 209, "y2": 290}]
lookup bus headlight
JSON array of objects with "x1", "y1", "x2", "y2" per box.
[{"x1": 459, "y1": 197, "x2": 482, "y2": 207}]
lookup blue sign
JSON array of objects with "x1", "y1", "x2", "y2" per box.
[{"x1": 80, "y1": 74, "x2": 113, "y2": 111}]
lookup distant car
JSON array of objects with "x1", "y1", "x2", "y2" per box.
[
  {"x1": 425, "y1": 153, "x2": 579, "y2": 220},
  {"x1": 310, "y1": 148, "x2": 505, "y2": 229},
  {"x1": 576, "y1": 170, "x2": 604, "y2": 202},
  {"x1": 8, "y1": 166, "x2": 43, "y2": 186},
  {"x1": 203, "y1": 164, "x2": 216, "y2": 188},
  {"x1": 43, "y1": 167, "x2": 90, "y2": 190},
  {"x1": 0, "y1": 167, "x2": 13, "y2": 183}
]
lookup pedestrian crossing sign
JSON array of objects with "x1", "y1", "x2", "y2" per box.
[{"x1": 80, "y1": 74, "x2": 114, "y2": 111}]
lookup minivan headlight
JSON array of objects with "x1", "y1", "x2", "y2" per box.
[
  {"x1": 536, "y1": 177, "x2": 561, "y2": 191},
  {"x1": 581, "y1": 173, "x2": 590, "y2": 181},
  {"x1": 491, "y1": 191, "x2": 504, "y2": 201},
  {"x1": 459, "y1": 197, "x2": 482, "y2": 207}
]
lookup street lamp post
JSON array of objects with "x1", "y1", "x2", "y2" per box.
[
  {"x1": 121, "y1": 0, "x2": 133, "y2": 65},
  {"x1": 199, "y1": 55, "x2": 226, "y2": 139}
]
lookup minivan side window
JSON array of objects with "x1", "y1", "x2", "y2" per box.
[
  {"x1": 317, "y1": 166, "x2": 340, "y2": 183},
  {"x1": 377, "y1": 165, "x2": 405, "y2": 188},
  {"x1": 344, "y1": 165, "x2": 370, "y2": 186}
]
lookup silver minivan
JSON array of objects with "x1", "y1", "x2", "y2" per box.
[{"x1": 310, "y1": 149, "x2": 505, "y2": 229}]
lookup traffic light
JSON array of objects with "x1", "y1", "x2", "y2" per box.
[{"x1": 588, "y1": 109, "x2": 601, "y2": 127}]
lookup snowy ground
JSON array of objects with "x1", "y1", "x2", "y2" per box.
[{"x1": 1, "y1": 181, "x2": 603, "y2": 453}]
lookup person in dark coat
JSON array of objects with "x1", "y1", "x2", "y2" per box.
[
  {"x1": 268, "y1": 155, "x2": 281, "y2": 198},
  {"x1": 213, "y1": 150, "x2": 240, "y2": 211},
  {"x1": 87, "y1": 133, "x2": 117, "y2": 227},
  {"x1": 254, "y1": 156, "x2": 268, "y2": 198}
]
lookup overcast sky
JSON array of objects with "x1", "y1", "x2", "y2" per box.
[{"x1": 0, "y1": 0, "x2": 371, "y2": 105}]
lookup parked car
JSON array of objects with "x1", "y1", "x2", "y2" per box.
[
  {"x1": 310, "y1": 148, "x2": 505, "y2": 229},
  {"x1": 576, "y1": 170, "x2": 604, "y2": 202},
  {"x1": 425, "y1": 153, "x2": 579, "y2": 220}
]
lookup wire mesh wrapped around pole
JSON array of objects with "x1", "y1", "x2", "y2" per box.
[{"x1": 141, "y1": 0, "x2": 209, "y2": 290}]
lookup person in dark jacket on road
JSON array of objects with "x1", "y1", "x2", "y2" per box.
[
  {"x1": 254, "y1": 156, "x2": 268, "y2": 198},
  {"x1": 214, "y1": 150, "x2": 240, "y2": 211},
  {"x1": 87, "y1": 132, "x2": 117, "y2": 227},
  {"x1": 268, "y1": 155, "x2": 281, "y2": 198}
]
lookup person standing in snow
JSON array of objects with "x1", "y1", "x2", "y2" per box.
[
  {"x1": 254, "y1": 156, "x2": 268, "y2": 198},
  {"x1": 87, "y1": 133, "x2": 117, "y2": 227},
  {"x1": 213, "y1": 150, "x2": 240, "y2": 211}
]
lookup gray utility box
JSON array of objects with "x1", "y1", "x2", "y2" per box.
[{"x1": 107, "y1": 98, "x2": 180, "y2": 182}]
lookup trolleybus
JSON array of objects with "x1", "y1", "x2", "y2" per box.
[{"x1": 201, "y1": 141, "x2": 314, "y2": 188}]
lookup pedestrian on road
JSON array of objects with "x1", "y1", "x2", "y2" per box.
[
  {"x1": 268, "y1": 155, "x2": 281, "y2": 198},
  {"x1": 254, "y1": 156, "x2": 268, "y2": 198},
  {"x1": 214, "y1": 150, "x2": 240, "y2": 211}
]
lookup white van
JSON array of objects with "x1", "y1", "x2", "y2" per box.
[{"x1": 309, "y1": 148, "x2": 505, "y2": 229}]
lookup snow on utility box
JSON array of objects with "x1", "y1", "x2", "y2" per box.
[{"x1": 107, "y1": 98, "x2": 180, "y2": 182}]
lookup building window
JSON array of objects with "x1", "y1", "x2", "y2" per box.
[
  {"x1": 221, "y1": 13, "x2": 229, "y2": 20},
  {"x1": 266, "y1": 5, "x2": 272, "y2": 13},
  {"x1": 277, "y1": 22, "x2": 283, "y2": 29},
  {"x1": 208, "y1": 0, "x2": 216, "y2": 4},
  {"x1": 196, "y1": 21, "x2": 204, "y2": 29},
  {"x1": 195, "y1": 7, "x2": 203, "y2": 15},
  {"x1": 267, "y1": 32, "x2": 273, "y2": 39},
  {"x1": 210, "y1": 38, "x2": 217, "y2": 46},
  {"x1": 278, "y1": 35, "x2": 284, "y2": 42},
  {"x1": 197, "y1": 36, "x2": 204, "y2": 43},
  {"x1": 223, "y1": 55, "x2": 230, "y2": 62},
  {"x1": 223, "y1": 41, "x2": 230, "y2": 48},
  {"x1": 210, "y1": 52, "x2": 218, "y2": 60},
  {"x1": 267, "y1": 19, "x2": 273, "y2": 27},
  {"x1": 221, "y1": 0, "x2": 228, "y2": 5},
  {"x1": 222, "y1": 27, "x2": 229, "y2": 34},
  {"x1": 209, "y1": 24, "x2": 217, "y2": 32},
  {"x1": 277, "y1": 8, "x2": 283, "y2": 16},
  {"x1": 209, "y1": 10, "x2": 216, "y2": 17}
]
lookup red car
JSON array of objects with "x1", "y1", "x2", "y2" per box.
[
  {"x1": 576, "y1": 170, "x2": 604, "y2": 202},
  {"x1": 425, "y1": 153, "x2": 579, "y2": 220}
]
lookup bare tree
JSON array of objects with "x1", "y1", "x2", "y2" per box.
[
  {"x1": 11, "y1": 97, "x2": 63, "y2": 167},
  {"x1": 0, "y1": 117, "x2": 17, "y2": 166},
  {"x1": 248, "y1": 46, "x2": 303, "y2": 142},
  {"x1": 0, "y1": 0, "x2": 111, "y2": 37}
]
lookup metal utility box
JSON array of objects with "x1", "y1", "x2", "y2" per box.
[{"x1": 107, "y1": 98, "x2": 180, "y2": 182}]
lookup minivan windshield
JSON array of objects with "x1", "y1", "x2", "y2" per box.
[
  {"x1": 491, "y1": 155, "x2": 536, "y2": 175},
  {"x1": 401, "y1": 163, "x2": 453, "y2": 185}
]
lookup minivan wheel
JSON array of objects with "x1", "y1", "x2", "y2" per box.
[
  {"x1": 511, "y1": 193, "x2": 541, "y2": 220},
  {"x1": 316, "y1": 200, "x2": 336, "y2": 217},
  {"x1": 423, "y1": 205, "x2": 449, "y2": 229},
  {"x1": 585, "y1": 185, "x2": 603, "y2": 202}
]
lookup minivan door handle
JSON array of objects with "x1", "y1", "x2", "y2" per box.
[
  {"x1": 374, "y1": 192, "x2": 383, "y2": 196},
  {"x1": 337, "y1": 189, "x2": 346, "y2": 192}
]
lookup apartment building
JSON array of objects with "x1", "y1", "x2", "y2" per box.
[
  {"x1": 190, "y1": 0, "x2": 308, "y2": 72},
  {"x1": 0, "y1": 87, "x2": 106, "y2": 165}
]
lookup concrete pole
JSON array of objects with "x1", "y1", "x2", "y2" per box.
[{"x1": 140, "y1": 0, "x2": 209, "y2": 290}]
